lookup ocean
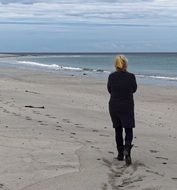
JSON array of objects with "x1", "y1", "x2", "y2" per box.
[{"x1": 0, "y1": 53, "x2": 177, "y2": 86}]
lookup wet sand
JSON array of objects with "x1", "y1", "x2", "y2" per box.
[{"x1": 0, "y1": 67, "x2": 177, "y2": 190}]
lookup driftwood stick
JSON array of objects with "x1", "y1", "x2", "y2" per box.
[
  {"x1": 25, "y1": 105, "x2": 45, "y2": 109},
  {"x1": 25, "y1": 90, "x2": 40, "y2": 94}
]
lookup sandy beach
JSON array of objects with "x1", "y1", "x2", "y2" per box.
[{"x1": 0, "y1": 67, "x2": 177, "y2": 190}]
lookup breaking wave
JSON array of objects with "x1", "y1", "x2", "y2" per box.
[{"x1": 9, "y1": 61, "x2": 177, "y2": 82}]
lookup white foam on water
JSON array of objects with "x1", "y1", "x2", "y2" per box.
[
  {"x1": 61, "y1": 66, "x2": 82, "y2": 71},
  {"x1": 136, "y1": 74, "x2": 177, "y2": 81},
  {"x1": 17, "y1": 61, "x2": 61, "y2": 69},
  {"x1": 149, "y1": 75, "x2": 177, "y2": 81},
  {"x1": 5, "y1": 60, "x2": 177, "y2": 82},
  {"x1": 17, "y1": 61, "x2": 82, "y2": 71}
]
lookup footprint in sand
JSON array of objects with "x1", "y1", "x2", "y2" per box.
[
  {"x1": 45, "y1": 114, "x2": 56, "y2": 119},
  {"x1": 3, "y1": 109, "x2": 10, "y2": 114},
  {"x1": 131, "y1": 161, "x2": 146, "y2": 172},
  {"x1": 102, "y1": 158, "x2": 148, "y2": 190},
  {"x1": 99, "y1": 134, "x2": 110, "y2": 137},
  {"x1": 56, "y1": 125, "x2": 64, "y2": 131},
  {"x1": 40, "y1": 123, "x2": 48, "y2": 126},
  {"x1": 150, "y1": 150, "x2": 159, "y2": 153},
  {"x1": 12, "y1": 112, "x2": 21, "y2": 117},
  {"x1": 38, "y1": 120, "x2": 48, "y2": 126},
  {"x1": 171, "y1": 177, "x2": 177, "y2": 181},
  {"x1": 4, "y1": 101, "x2": 11, "y2": 105},
  {"x1": 91, "y1": 146, "x2": 100, "y2": 150},
  {"x1": 33, "y1": 110, "x2": 41, "y2": 115},
  {"x1": 56, "y1": 128, "x2": 64, "y2": 132},
  {"x1": 120, "y1": 176, "x2": 144, "y2": 187},
  {"x1": 49, "y1": 116, "x2": 57, "y2": 119},
  {"x1": 145, "y1": 169, "x2": 164, "y2": 177},
  {"x1": 142, "y1": 187, "x2": 161, "y2": 190},
  {"x1": 0, "y1": 183, "x2": 4, "y2": 188},
  {"x1": 25, "y1": 116, "x2": 32, "y2": 121},
  {"x1": 92, "y1": 129, "x2": 99, "y2": 132},
  {"x1": 62, "y1": 119, "x2": 71, "y2": 123},
  {"x1": 74, "y1": 124, "x2": 84, "y2": 128},
  {"x1": 0, "y1": 183, "x2": 9, "y2": 190},
  {"x1": 155, "y1": 156, "x2": 168, "y2": 160},
  {"x1": 102, "y1": 183, "x2": 108, "y2": 190}
]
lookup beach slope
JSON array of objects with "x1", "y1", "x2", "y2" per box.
[{"x1": 0, "y1": 68, "x2": 177, "y2": 190}]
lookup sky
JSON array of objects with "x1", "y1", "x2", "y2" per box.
[{"x1": 0, "y1": 0, "x2": 177, "y2": 52}]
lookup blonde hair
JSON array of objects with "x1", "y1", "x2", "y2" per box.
[{"x1": 115, "y1": 55, "x2": 128, "y2": 71}]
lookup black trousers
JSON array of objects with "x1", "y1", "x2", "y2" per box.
[{"x1": 115, "y1": 127, "x2": 133, "y2": 147}]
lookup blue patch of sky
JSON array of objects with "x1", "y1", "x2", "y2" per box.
[
  {"x1": 0, "y1": 0, "x2": 177, "y2": 52},
  {"x1": 0, "y1": 23, "x2": 177, "y2": 52}
]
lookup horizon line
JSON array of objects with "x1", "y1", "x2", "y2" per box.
[{"x1": 0, "y1": 52, "x2": 177, "y2": 55}]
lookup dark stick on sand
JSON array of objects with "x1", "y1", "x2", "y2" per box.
[
  {"x1": 25, "y1": 105, "x2": 45, "y2": 109},
  {"x1": 25, "y1": 90, "x2": 40, "y2": 94}
]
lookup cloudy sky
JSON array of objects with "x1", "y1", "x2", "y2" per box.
[{"x1": 0, "y1": 0, "x2": 177, "y2": 52}]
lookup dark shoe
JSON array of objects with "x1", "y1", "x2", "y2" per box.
[
  {"x1": 117, "y1": 153, "x2": 124, "y2": 161},
  {"x1": 125, "y1": 155, "x2": 132, "y2": 166},
  {"x1": 123, "y1": 144, "x2": 133, "y2": 166},
  {"x1": 117, "y1": 146, "x2": 124, "y2": 161}
]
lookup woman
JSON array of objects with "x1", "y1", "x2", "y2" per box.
[{"x1": 107, "y1": 55, "x2": 137, "y2": 165}]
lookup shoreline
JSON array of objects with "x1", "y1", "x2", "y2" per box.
[
  {"x1": 1, "y1": 53, "x2": 177, "y2": 87},
  {"x1": 1, "y1": 64, "x2": 177, "y2": 88},
  {"x1": 0, "y1": 67, "x2": 177, "y2": 190}
]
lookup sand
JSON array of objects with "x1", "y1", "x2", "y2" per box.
[{"x1": 0, "y1": 67, "x2": 177, "y2": 190}]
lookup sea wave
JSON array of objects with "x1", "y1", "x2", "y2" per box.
[
  {"x1": 18, "y1": 61, "x2": 60, "y2": 69},
  {"x1": 16, "y1": 61, "x2": 110, "y2": 73},
  {"x1": 17, "y1": 61, "x2": 82, "y2": 71},
  {"x1": 8, "y1": 61, "x2": 177, "y2": 82},
  {"x1": 136, "y1": 74, "x2": 177, "y2": 81}
]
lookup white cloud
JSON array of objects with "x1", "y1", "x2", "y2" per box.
[{"x1": 0, "y1": 0, "x2": 177, "y2": 26}]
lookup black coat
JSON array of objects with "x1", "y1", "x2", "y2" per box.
[{"x1": 107, "y1": 71, "x2": 137, "y2": 128}]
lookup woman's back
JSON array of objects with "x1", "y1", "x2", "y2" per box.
[
  {"x1": 107, "y1": 70, "x2": 137, "y2": 102},
  {"x1": 107, "y1": 55, "x2": 137, "y2": 165}
]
